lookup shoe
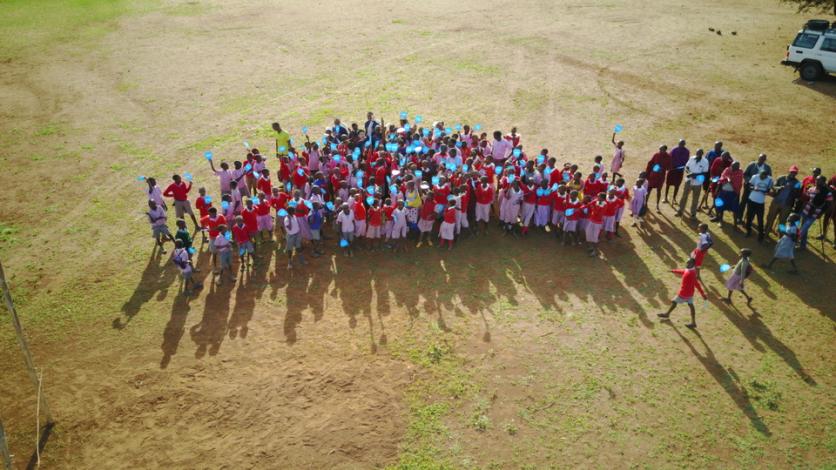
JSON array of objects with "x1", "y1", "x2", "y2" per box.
[
  {"x1": 657, "y1": 313, "x2": 670, "y2": 319},
  {"x1": 685, "y1": 323, "x2": 697, "y2": 329}
]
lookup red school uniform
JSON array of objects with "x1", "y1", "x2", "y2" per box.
[
  {"x1": 690, "y1": 247, "x2": 707, "y2": 268},
  {"x1": 270, "y1": 192, "x2": 290, "y2": 212},
  {"x1": 433, "y1": 185, "x2": 450, "y2": 205},
  {"x1": 603, "y1": 197, "x2": 621, "y2": 217},
  {"x1": 256, "y1": 175, "x2": 273, "y2": 195},
  {"x1": 565, "y1": 199, "x2": 582, "y2": 220},
  {"x1": 585, "y1": 201, "x2": 606, "y2": 224},
  {"x1": 443, "y1": 206, "x2": 457, "y2": 223},
  {"x1": 278, "y1": 161, "x2": 291, "y2": 182},
  {"x1": 552, "y1": 192, "x2": 566, "y2": 211},
  {"x1": 201, "y1": 214, "x2": 226, "y2": 239},
  {"x1": 242, "y1": 207, "x2": 258, "y2": 233},
  {"x1": 353, "y1": 201, "x2": 366, "y2": 221},
  {"x1": 232, "y1": 223, "x2": 250, "y2": 244},
  {"x1": 292, "y1": 167, "x2": 309, "y2": 189},
  {"x1": 368, "y1": 207, "x2": 383, "y2": 226},
  {"x1": 537, "y1": 190, "x2": 552, "y2": 206},
  {"x1": 420, "y1": 199, "x2": 436, "y2": 221},
  {"x1": 255, "y1": 200, "x2": 271, "y2": 216},
  {"x1": 672, "y1": 268, "x2": 706, "y2": 299},
  {"x1": 195, "y1": 195, "x2": 212, "y2": 218},
  {"x1": 460, "y1": 190, "x2": 471, "y2": 210},
  {"x1": 476, "y1": 184, "x2": 494, "y2": 204},
  {"x1": 522, "y1": 184, "x2": 537, "y2": 204}
]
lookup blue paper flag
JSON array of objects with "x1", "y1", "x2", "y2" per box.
[
  {"x1": 695, "y1": 175, "x2": 705, "y2": 184},
  {"x1": 474, "y1": 124, "x2": 481, "y2": 131},
  {"x1": 366, "y1": 196, "x2": 374, "y2": 205},
  {"x1": 565, "y1": 208, "x2": 575, "y2": 217},
  {"x1": 536, "y1": 188, "x2": 544, "y2": 197},
  {"x1": 537, "y1": 155, "x2": 545, "y2": 164},
  {"x1": 304, "y1": 200, "x2": 313, "y2": 209},
  {"x1": 137, "y1": 175, "x2": 145, "y2": 181},
  {"x1": 422, "y1": 128, "x2": 430, "y2": 137},
  {"x1": 288, "y1": 200, "x2": 298, "y2": 208},
  {"x1": 326, "y1": 201, "x2": 335, "y2": 211},
  {"x1": 251, "y1": 197, "x2": 260, "y2": 205},
  {"x1": 653, "y1": 164, "x2": 662, "y2": 172},
  {"x1": 415, "y1": 170, "x2": 423, "y2": 179},
  {"x1": 224, "y1": 231, "x2": 232, "y2": 241},
  {"x1": 563, "y1": 173, "x2": 571, "y2": 182},
  {"x1": 278, "y1": 209, "x2": 288, "y2": 217},
  {"x1": 302, "y1": 126, "x2": 309, "y2": 134},
  {"x1": 422, "y1": 146, "x2": 429, "y2": 154},
  {"x1": 513, "y1": 148, "x2": 521, "y2": 157},
  {"x1": 356, "y1": 170, "x2": 364, "y2": 178},
  {"x1": 404, "y1": 124, "x2": 411, "y2": 132},
  {"x1": 244, "y1": 140, "x2": 251, "y2": 149},
  {"x1": 719, "y1": 263, "x2": 731, "y2": 273},
  {"x1": 204, "y1": 151, "x2": 213, "y2": 160},
  {"x1": 447, "y1": 195, "x2": 455, "y2": 202},
  {"x1": 431, "y1": 176, "x2": 440, "y2": 185},
  {"x1": 455, "y1": 124, "x2": 462, "y2": 131},
  {"x1": 715, "y1": 198, "x2": 725, "y2": 208},
  {"x1": 333, "y1": 155, "x2": 341, "y2": 162},
  {"x1": 415, "y1": 115, "x2": 423, "y2": 123},
  {"x1": 390, "y1": 184, "x2": 398, "y2": 194},
  {"x1": 435, "y1": 203, "x2": 444, "y2": 213},
  {"x1": 445, "y1": 127, "x2": 452, "y2": 134},
  {"x1": 508, "y1": 174, "x2": 516, "y2": 183},
  {"x1": 613, "y1": 124, "x2": 623, "y2": 134},
  {"x1": 340, "y1": 239, "x2": 349, "y2": 247},
  {"x1": 455, "y1": 141, "x2": 462, "y2": 148},
  {"x1": 400, "y1": 111, "x2": 408, "y2": 119},
  {"x1": 278, "y1": 146, "x2": 286, "y2": 153},
  {"x1": 244, "y1": 164, "x2": 252, "y2": 172},
  {"x1": 221, "y1": 201, "x2": 229, "y2": 210},
  {"x1": 297, "y1": 168, "x2": 304, "y2": 176},
  {"x1": 544, "y1": 167, "x2": 552, "y2": 176},
  {"x1": 183, "y1": 172, "x2": 193, "y2": 181},
  {"x1": 188, "y1": 247, "x2": 196, "y2": 254},
  {"x1": 205, "y1": 196, "x2": 212, "y2": 203},
  {"x1": 366, "y1": 185, "x2": 375, "y2": 194},
  {"x1": 330, "y1": 143, "x2": 338, "y2": 151}
]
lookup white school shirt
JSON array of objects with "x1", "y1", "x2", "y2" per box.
[
  {"x1": 284, "y1": 215, "x2": 300, "y2": 235},
  {"x1": 146, "y1": 186, "x2": 164, "y2": 206},
  {"x1": 391, "y1": 208, "x2": 407, "y2": 230},
  {"x1": 336, "y1": 211, "x2": 355, "y2": 232},
  {"x1": 213, "y1": 234, "x2": 231, "y2": 252},
  {"x1": 748, "y1": 175, "x2": 773, "y2": 204},
  {"x1": 148, "y1": 206, "x2": 167, "y2": 226},
  {"x1": 685, "y1": 157, "x2": 709, "y2": 186}
]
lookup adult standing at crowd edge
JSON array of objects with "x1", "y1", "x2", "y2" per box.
[
  {"x1": 665, "y1": 139, "x2": 690, "y2": 204},
  {"x1": 645, "y1": 144, "x2": 671, "y2": 213},
  {"x1": 490, "y1": 130, "x2": 513, "y2": 164},
  {"x1": 272, "y1": 122, "x2": 291, "y2": 157},
  {"x1": 765, "y1": 165, "x2": 801, "y2": 236},
  {"x1": 738, "y1": 153, "x2": 771, "y2": 224},
  {"x1": 744, "y1": 169, "x2": 773, "y2": 242},
  {"x1": 364, "y1": 112, "x2": 380, "y2": 149},
  {"x1": 676, "y1": 148, "x2": 709, "y2": 219},
  {"x1": 711, "y1": 161, "x2": 744, "y2": 225},
  {"x1": 799, "y1": 175, "x2": 833, "y2": 251}
]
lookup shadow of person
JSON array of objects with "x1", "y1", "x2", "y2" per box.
[
  {"x1": 667, "y1": 323, "x2": 771, "y2": 436},
  {"x1": 229, "y1": 267, "x2": 255, "y2": 340},
  {"x1": 189, "y1": 278, "x2": 232, "y2": 358},
  {"x1": 708, "y1": 290, "x2": 816, "y2": 385},
  {"x1": 115, "y1": 245, "x2": 177, "y2": 329},
  {"x1": 160, "y1": 290, "x2": 192, "y2": 369}
]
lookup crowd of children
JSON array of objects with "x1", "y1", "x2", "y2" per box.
[{"x1": 139, "y1": 114, "x2": 833, "y2": 326}]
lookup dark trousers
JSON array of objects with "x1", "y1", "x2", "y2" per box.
[
  {"x1": 745, "y1": 201, "x2": 765, "y2": 239},
  {"x1": 737, "y1": 186, "x2": 751, "y2": 221}
]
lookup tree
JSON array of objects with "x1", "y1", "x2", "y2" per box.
[{"x1": 782, "y1": 0, "x2": 836, "y2": 16}]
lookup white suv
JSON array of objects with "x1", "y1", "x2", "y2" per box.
[{"x1": 782, "y1": 20, "x2": 836, "y2": 81}]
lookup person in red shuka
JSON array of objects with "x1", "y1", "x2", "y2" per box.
[{"x1": 657, "y1": 258, "x2": 707, "y2": 329}]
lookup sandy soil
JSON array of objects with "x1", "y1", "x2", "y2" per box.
[{"x1": 0, "y1": 0, "x2": 834, "y2": 468}]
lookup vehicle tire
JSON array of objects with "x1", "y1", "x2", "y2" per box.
[{"x1": 799, "y1": 62, "x2": 822, "y2": 81}]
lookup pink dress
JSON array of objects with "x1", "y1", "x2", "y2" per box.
[{"x1": 611, "y1": 147, "x2": 624, "y2": 174}]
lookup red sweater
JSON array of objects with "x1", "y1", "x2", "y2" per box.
[{"x1": 672, "y1": 268, "x2": 706, "y2": 299}]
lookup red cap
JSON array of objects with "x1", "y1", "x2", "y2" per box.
[{"x1": 788, "y1": 165, "x2": 799, "y2": 173}]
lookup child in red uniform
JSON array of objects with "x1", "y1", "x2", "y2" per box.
[
  {"x1": 603, "y1": 188, "x2": 623, "y2": 240},
  {"x1": 255, "y1": 191, "x2": 273, "y2": 241},
  {"x1": 241, "y1": 198, "x2": 259, "y2": 251},
  {"x1": 194, "y1": 187, "x2": 212, "y2": 243},
  {"x1": 366, "y1": 199, "x2": 384, "y2": 250},
  {"x1": 474, "y1": 177, "x2": 494, "y2": 235},
  {"x1": 584, "y1": 193, "x2": 607, "y2": 257},
  {"x1": 232, "y1": 215, "x2": 254, "y2": 270},
  {"x1": 417, "y1": 191, "x2": 436, "y2": 247},
  {"x1": 562, "y1": 190, "x2": 581, "y2": 246},
  {"x1": 439, "y1": 199, "x2": 457, "y2": 249},
  {"x1": 657, "y1": 258, "x2": 706, "y2": 328},
  {"x1": 200, "y1": 207, "x2": 226, "y2": 272}
]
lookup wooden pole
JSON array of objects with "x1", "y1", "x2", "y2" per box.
[
  {"x1": 0, "y1": 416, "x2": 11, "y2": 470},
  {"x1": 0, "y1": 260, "x2": 53, "y2": 425}
]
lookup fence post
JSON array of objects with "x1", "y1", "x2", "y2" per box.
[{"x1": 0, "y1": 260, "x2": 53, "y2": 425}]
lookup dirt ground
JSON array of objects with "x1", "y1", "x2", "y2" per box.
[{"x1": 1, "y1": 0, "x2": 835, "y2": 468}]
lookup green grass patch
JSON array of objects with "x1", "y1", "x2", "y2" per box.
[
  {"x1": 0, "y1": 0, "x2": 158, "y2": 60},
  {"x1": 449, "y1": 59, "x2": 500, "y2": 76}
]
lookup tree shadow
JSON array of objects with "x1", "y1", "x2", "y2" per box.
[{"x1": 667, "y1": 323, "x2": 772, "y2": 436}]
